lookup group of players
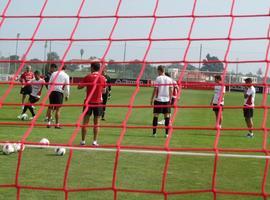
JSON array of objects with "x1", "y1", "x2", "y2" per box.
[
  {"x1": 16, "y1": 63, "x2": 255, "y2": 146},
  {"x1": 151, "y1": 65, "x2": 256, "y2": 138},
  {"x1": 17, "y1": 62, "x2": 111, "y2": 146}
]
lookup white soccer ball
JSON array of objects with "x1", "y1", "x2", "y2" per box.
[
  {"x1": 2, "y1": 143, "x2": 15, "y2": 155},
  {"x1": 21, "y1": 113, "x2": 28, "y2": 121},
  {"x1": 13, "y1": 143, "x2": 25, "y2": 152},
  {"x1": 55, "y1": 147, "x2": 66, "y2": 156},
  {"x1": 39, "y1": 138, "x2": 50, "y2": 146}
]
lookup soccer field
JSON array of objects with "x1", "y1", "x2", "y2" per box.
[{"x1": 0, "y1": 85, "x2": 269, "y2": 200}]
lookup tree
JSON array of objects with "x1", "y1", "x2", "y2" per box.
[
  {"x1": 47, "y1": 51, "x2": 60, "y2": 61},
  {"x1": 246, "y1": 72, "x2": 254, "y2": 77},
  {"x1": 256, "y1": 68, "x2": 263, "y2": 77},
  {"x1": 66, "y1": 64, "x2": 80, "y2": 72},
  {"x1": 187, "y1": 64, "x2": 197, "y2": 71},
  {"x1": 45, "y1": 51, "x2": 60, "y2": 73},
  {"x1": 80, "y1": 49, "x2": 84, "y2": 59},
  {"x1": 29, "y1": 58, "x2": 43, "y2": 74},
  {"x1": 200, "y1": 54, "x2": 224, "y2": 72},
  {"x1": 9, "y1": 55, "x2": 19, "y2": 73}
]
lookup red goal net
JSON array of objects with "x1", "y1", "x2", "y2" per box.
[{"x1": 0, "y1": 0, "x2": 269, "y2": 199}]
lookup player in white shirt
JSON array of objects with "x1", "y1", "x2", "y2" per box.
[
  {"x1": 210, "y1": 75, "x2": 225, "y2": 128},
  {"x1": 243, "y1": 78, "x2": 256, "y2": 138},
  {"x1": 17, "y1": 71, "x2": 45, "y2": 120},
  {"x1": 47, "y1": 65, "x2": 70, "y2": 129},
  {"x1": 158, "y1": 72, "x2": 179, "y2": 125},
  {"x1": 150, "y1": 65, "x2": 173, "y2": 137}
]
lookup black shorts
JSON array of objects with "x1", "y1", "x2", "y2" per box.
[
  {"x1": 83, "y1": 104, "x2": 103, "y2": 117},
  {"x1": 243, "y1": 107, "x2": 254, "y2": 118},
  {"x1": 49, "y1": 91, "x2": 64, "y2": 105},
  {"x1": 20, "y1": 85, "x2": 32, "y2": 95},
  {"x1": 213, "y1": 104, "x2": 223, "y2": 112},
  {"x1": 29, "y1": 95, "x2": 40, "y2": 104},
  {"x1": 153, "y1": 101, "x2": 171, "y2": 114}
]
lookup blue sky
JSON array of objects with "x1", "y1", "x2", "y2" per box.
[{"x1": 0, "y1": 0, "x2": 269, "y2": 73}]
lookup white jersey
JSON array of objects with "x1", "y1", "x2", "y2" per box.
[
  {"x1": 30, "y1": 78, "x2": 45, "y2": 98},
  {"x1": 244, "y1": 86, "x2": 256, "y2": 107},
  {"x1": 49, "y1": 70, "x2": 70, "y2": 97},
  {"x1": 154, "y1": 75, "x2": 173, "y2": 102},
  {"x1": 213, "y1": 85, "x2": 225, "y2": 105}
]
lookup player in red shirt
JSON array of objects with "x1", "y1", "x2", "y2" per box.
[
  {"x1": 19, "y1": 65, "x2": 34, "y2": 109},
  {"x1": 78, "y1": 62, "x2": 106, "y2": 146}
]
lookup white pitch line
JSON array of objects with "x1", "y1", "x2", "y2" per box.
[{"x1": 1, "y1": 143, "x2": 270, "y2": 159}]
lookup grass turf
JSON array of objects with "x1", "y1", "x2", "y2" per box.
[{"x1": 0, "y1": 85, "x2": 269, "y2": 200}]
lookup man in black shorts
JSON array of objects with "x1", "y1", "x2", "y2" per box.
[
  {"x1": 158, "y1": 72, "x2": 179, "y2": 125},
  {"x1": 150, "y1": 65, "x2": 173, "y2": 137},
  {"x1": 19, "y1": 65, "x2": 34, "y2": 109},
  {"x1": 210, "y1": 75, "x2": 225, "y2": 128},
  {"x1": 78, "y1": 62, "x2": 106, "y2": 146},
  {"x1": 47, "y1": 65, "x2": 70, "y2": 129},
  {"x1": 243, "y1": 78, "x2": 256, "y2": 138},
  {"x1": 44, "y1": 63, "x2": 57, "y2": 122}
]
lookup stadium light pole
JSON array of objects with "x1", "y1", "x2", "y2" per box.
[
  {"x1": 43, "y1": 41, "x2": 48, "y2": 74},
  {"x1": 123, "y1": 42, "x2": 127, "y2": 78},
  {"x1": 8, "y1": 53, "x2": 11, "y2": 74},
  {"x1": 15, "y1": 33, "x2": 20, "y2": 72},
  {"x1": 48, "y1": 40, "x2": 52, "y2": 61},
  {"x1": 198, "y1": 44, "x2": 202, "y2": 70},
  {"x1": 80, "y1": 48, "x2": 84, "y2": 70},
  {"x1": 236, "y1": 57, "x2": 239, "y2": 83}
]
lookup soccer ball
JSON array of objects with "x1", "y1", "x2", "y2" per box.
[
  {"x1": 13, "y1": 143, "x2": 25, "y2": 152},
  {"x1": 39, "y1": 138, "x2": 50, "y2": 146},
  {"x1": 20, "y1": 113, "x2": 28, "y2": 121},
  {"x1": 2, "y1": 143, "x2": 15, "y2": 155},
  {"x1": 55, "y1": 147, "x2": 66, "y2": 156}
]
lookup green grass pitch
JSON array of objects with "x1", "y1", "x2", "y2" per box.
[{"x1": 0, "y1": 85, "x2": 269, "y2": 200}]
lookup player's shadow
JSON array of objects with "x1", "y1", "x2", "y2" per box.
[
  {"x1": 186, "y1": 132, "x2": 250, "y2": 138},
  {"x1": 45, "y1": 154, "x2": 61, "y2": 157},
  {"x1": 0, "y1": 118, "x2": 27, "y2": 122}
]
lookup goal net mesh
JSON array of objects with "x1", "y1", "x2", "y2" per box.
[{"x1": 0, "y1": 0, "x2": 269, "y2": 199}]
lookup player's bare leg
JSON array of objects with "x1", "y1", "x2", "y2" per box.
[
  {"x1": 80, "y1": 115, "x2": 90, "y2": 145},
  {"x1": 93, "y1": 116, "x2": 100, "y2": 146},
  {"x1": 21, "y1": 94, "x2": 26, "y2": 109},
  {"x1": 54, "y1": 107, "x2": 61, "y2": 128},
  {"x1": 214, "y1": 110, "x2": 222, "y2": 128},
  {"x1": 245, "y1": 117, "x2": 254, "y2": 137},
  {"x1": 46, "y1": 106, "x2": 53, "y2": 128},
  {"x1": 45, "y1": 107, "x2": 54, "y2": 122}
]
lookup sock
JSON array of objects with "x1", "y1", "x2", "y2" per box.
[
  {"x1": 165, "y1": 117, "x2": 170, "y2": 135},
  {"x1": 22, "y1": 106, "x2": 28, "y2": 114},
  {"x1": 28, "y1": 106, "x2": 35, "y2": 117},
  {"x1": 152, "y1": 117, "x2": 158, "y2": 134}
]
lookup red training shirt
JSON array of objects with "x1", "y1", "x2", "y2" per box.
[
  {"x1": 81, "y1": 72, "x2": 106, "y2": 104},
  {"x1": 20, "y1": 71, "x2": 34, "y2": 84}
]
